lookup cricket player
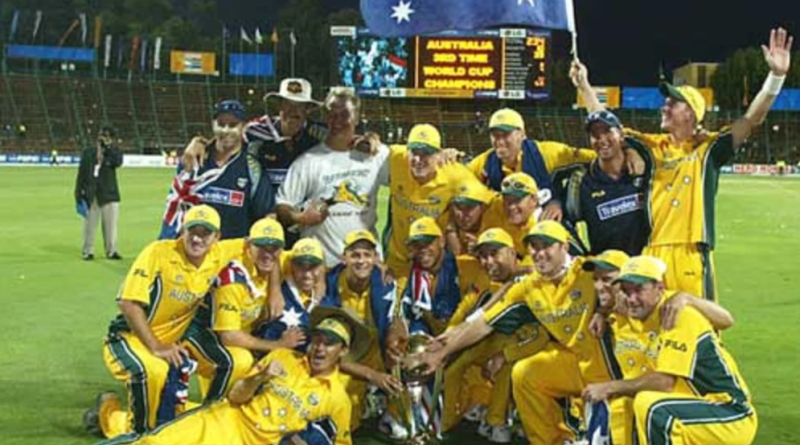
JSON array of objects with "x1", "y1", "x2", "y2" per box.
[
  {"x1": 384, "y1": 124, "x2": 484, "y2": 280},
  {"x1": 441, "y1": 228, "x2": 548, "y2": 442},
  {"x1": 91, "y1": 307, "x2": 371, "y2": 445},
  {"x1": 319, "y1": 229, "x2": 403, "y2": 430},
  {"x1": 445, "y1": 181, "x2": 497, "y2": 256},
  {"x1": 552, "y1": 111, "x2": 651, "y2": 255},
  {"x1": 414, "y1": 221, "x2": 624, "y2": 445},
  {"x1": 482, "y1": 172, "x2": 545, "y2": 260},
  {"x1": 575, "y1": 28, "x2": 793, "y2": 300},
  {"x1": 180, "y1": 217, "x2": 305, "y2": 403},
  {"x1": 583, "y1": 256, "x2": 756, "y2": 445},
  {"x1": 86, "y1": 205, "x2": 239, "y2": 438}
]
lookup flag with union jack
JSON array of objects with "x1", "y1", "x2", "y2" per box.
[{"x1": 158, "y1": 166, "x2": 226, "y2": 239}]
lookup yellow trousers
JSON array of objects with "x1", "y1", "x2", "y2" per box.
[
  {"x1": 102, "y1": 333, "x2": 175, "y2": 437},
  {"x1": 633, "y1": 391, "x2": 757, "y2": 445},
  {"x1": 441, "y1": 339, "x2": 494, "y2": 431},
  {"x1": 643, "y1": 243, "x2": 717, "y2": 301}
]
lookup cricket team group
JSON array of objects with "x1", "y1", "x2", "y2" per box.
[{"x1": 82, "y1": 28, "x2": 793, "y2": 445}]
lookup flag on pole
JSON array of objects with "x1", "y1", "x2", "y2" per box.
[
  {"x1": 79, "y1": 13, "x2": 88, "y2": 45},
  {"x1": 116, "y1": 36, "x2": 124, "y2": 69},
  {"x1": 360, "y1": 0, "x2": 575, "y2": 37},
  {"x1": 240, "y1": 27, "x2": 252, "y2": 44},
  {"x1": 255, "y1": 27, "x2": 264, "y2": 44},
  {"x1": 289, "y1": 30, "x2": 297, "y2": 46},
  {"x1": 8, "y1": 10, "x2": 20, "y2": 42},
  {"x1": 271, "y1": 27, "x2": 279, "y2": 44},
  {"x1": 154, "y1": 37, "x2": 163, "y2": 70},
  {"x1": 104, "y1": 34, "x2": 113, "y2": 68},
  {"x1": 94, "y1": 16, "x2": 103, "y2": 48},
  {"x1": 32, "y1": 10, "x2": 43, "y2": 39}
]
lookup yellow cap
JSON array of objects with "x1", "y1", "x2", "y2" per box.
[
  {"x1": 614, "y1": 256, "x2": 667, "y2": 285},
  {"x1": 344, "y1": 229, "x2": 378, "y2": 250},
  {"x1": 453, "y1": 182, "x2": 493, "y2": 207},
  {"x1": 310, "y1": 306, "x2": 372, "y2": 361},
  {"x1": 248, "y1": 218, "x2": 285, "y2": 248},
  {"x1": 290, "y1": 237, "x2": 325, "y2": 266},
  {"x1": 659, "y1": 82, "x2": 706, "y2": 123},
  {"x1": 524, "y1": 220, "x2": 570, "y2": 245},
  {"x1": 583, "y1": 250, "x2": 630, "y2": 272},
  {"x1": 407, "y1": 216, "x2": 443, "y2": 244},
  {"x1": 312, "y1": 317, "x2": 352, "y2": 346},
  {"x1": 489, "y1": 108, "x2": 525, "y2": 133},
  {"x1": 501, "y1": 172, "x2": 539, "y2": 198},
  {"x1": 476, "y1": 228, "x2": 515, "y2": 250},
  {"x1": 407, "y1": 124, "x2": 442, "y2": 154},
  {"x1": 182, "y1": 205, "x2": 221, "y2": 232}
]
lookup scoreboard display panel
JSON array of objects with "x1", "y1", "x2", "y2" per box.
[{"x1": 332, "y1": 27, "x2": 550, "y2": 100}]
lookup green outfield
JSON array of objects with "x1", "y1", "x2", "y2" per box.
[{"x1": 0, "y1": 167, "x2": 798, "y2": 445}]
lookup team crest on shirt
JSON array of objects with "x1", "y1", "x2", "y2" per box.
[
  {"x1": 175, "y1": 274, "x2": 184, "y2": 284},
  {"x1": 329, "y1": 180, "x2": 369, "y2": 207},
  {"x1": 569, "y1": 289, "x2": 581, "y2": 301},
  {"x1": 307, "y1": 393, "x2": 320, "y2": 406},
  {"x1": 237, "y1": 177, "x2": 248, "y2": 189}
]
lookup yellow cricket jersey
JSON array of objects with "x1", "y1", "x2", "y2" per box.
[
  {"x1": 109, "y1": 239, "x2": 237, "y2": 344},
  {"x1": 625, "y1": 129, "x2": 735, "y2": 248},
  {"x1": 481, "y1": 197, "x2": 538, "y2": 261},
  {"x1": 467, "y1": 141, "x2": 597, "y2": 182},
  {"x1": 336, "y1": 273, "x2": 384, "y2": 370},
  {"x1": 614, "y1": 293, "x2": 751, "y2": 404},
  {"x1": 237, "y1": 349, "x2": 352, "y2": 445},
  {"x1": 482, "y1": 257, "x2": 619, "y2": 382},
  {"x1": 212, "y1": 248, "x2": 280, "y2": 335},
  {"x1": 386, "y1": 145, "x2": 483, "y2": 277}
]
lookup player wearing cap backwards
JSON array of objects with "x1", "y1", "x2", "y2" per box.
[
  {"x1": 85, "y1": 206, "x2": 242, "y2": 438},
  {"x1": 575, "y1": 28, "x2": 793, "y2": 301},
  {"x1": 318, "y1": 230, "x2": 403, "y2": 430},
  {"x1": 415, "y1": 221, "x2": 625, "y2": 445},
  {"x1": 583, "y1": 256, "x2": 754, "y2": 445},
  {"x1": 381, "y1": 216, "x2": 490, "y2": 439},
  {"x1": 445, "y1": 181, "x2": 497, "y2": 256},
  {"x1": 159, "y1": 100, "x2": 274, "y2": 240},
  {"x1": 384, "y1": 124, "x2": 484, "y2": 280},
  {"x1": 178, "y1": 218, "x2": 306, "y2": 404},
  {"x1": 552, "y1": 111, "x2": 652, "y2": 256},
  {"x1": 91, "y1": 307, "x2": 370, "y2": 445},
  {"x1": 438, "y1": 228, "x2": 548, "y2": 442}
]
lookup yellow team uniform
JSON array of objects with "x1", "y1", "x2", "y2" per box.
[
  {"x1": 612, "y1": 294, "x2": 756, "y2": 445},
  {"x1": 334, "y1": 272, "x2": 386, "y2": 430},
  {"x1": 625, "y1": 129, "x2": 735, "y2": 301},
  {"x1": 467, "y1": 141, "x2": 597, "y2": 185},
  {"x1": 101, "y1": 239, "x2": 237, "y2": 437},
  {"x1": 443, "y1": 276, "x2": 547, "y2": 431},
  {"x1": 385, "y1": 145, "x2": 483, "y2": 279},
  {"x1": 102, "y1": 349, "x2": 352, "y2": 445},
  {"x1": 482, "y1": 257, "x2": 622, "y2": 445}
]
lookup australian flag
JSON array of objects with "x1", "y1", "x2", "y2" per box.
[{"x1": 361, "y1": 0, "x2": 575, "y2": 37}]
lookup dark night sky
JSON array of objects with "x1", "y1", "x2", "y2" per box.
[{"x1": 220, "y1": 0, "x2": 798, "y2": 86}]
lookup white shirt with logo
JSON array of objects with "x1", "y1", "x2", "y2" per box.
[{"x1": 276, "y1": 143, "x2": 390, "y2": 266}]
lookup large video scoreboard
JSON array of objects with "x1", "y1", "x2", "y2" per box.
[{"x1": 331, "y1": 27, "x2": 550, "y2": 100}]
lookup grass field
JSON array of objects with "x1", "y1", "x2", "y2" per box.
[{"x1": 1, "y1": 167, "x2": 799, "y2": 445}]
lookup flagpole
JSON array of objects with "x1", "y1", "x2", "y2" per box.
[
  {"x1": 290, "y1": 28, "x2": 295, "y2": 77},
  {"x1": 566, "y1": 0, "x2": 578, "y2": 60}
]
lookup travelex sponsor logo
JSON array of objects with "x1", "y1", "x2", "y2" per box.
[
  {"x1": 536, "y1": 302, "x2": 589, "y2": 324},
  {"x1": 203, "y1": 186, "x2": 245, "y2": 207},
  {"x1": 267, "y1": 169, "x2": 288, "y2": 185},
  {"x1": 596, "y1": 194, "x2": 642, "y2": 221}
]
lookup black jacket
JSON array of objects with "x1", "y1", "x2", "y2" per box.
[{"x1": 74, "y1": 144, "x2": 123, "y2": 205}]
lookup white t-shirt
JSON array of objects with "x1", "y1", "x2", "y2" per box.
[{"x1": 276, "y1": 143, "x2": 390, "y2": 266}]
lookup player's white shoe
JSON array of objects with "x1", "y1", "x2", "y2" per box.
[
  {"x1": 478, "y1": 420, "x2": 492, "y2": 438},
  {"x1": 488, "y1": 425, "x2": 513, "y2": 443},
  {"x1": 463, "y1": 404, "x2": 487, "y2": 422},
  {"x1": 378, "y1": 412, "x2": 409, "y2": 440}
]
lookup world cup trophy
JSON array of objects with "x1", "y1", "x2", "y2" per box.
[{"x1": 393, "y1": 332, "x2": 443, "y2": 445}]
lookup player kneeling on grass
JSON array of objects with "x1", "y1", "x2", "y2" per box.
[
  {"x1": 91, "y1": 307, "x2": 369, "y2": 445},
  {"x1": 180, "y1": 217, "x2": 306, "y2": 404},
  {"x1": 85, "y1": 206, "x2": 240, "y2": 438},
  {"x1": 582, "y1": 256, "x2": 754, "y2": 445},
  {"x1": 318, "y1": 229, "x2": 403, "y2": 430}
]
